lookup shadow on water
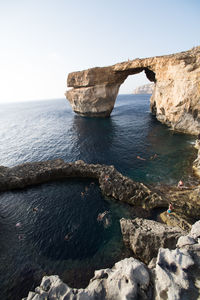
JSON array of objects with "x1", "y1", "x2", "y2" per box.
[{"x1": 69, "y1": 115, "x2": 119, "y2": 164}]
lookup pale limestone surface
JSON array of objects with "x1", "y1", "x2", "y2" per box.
[
  {"x1": 22, "y1": 258, "x2": 151, "y2": 300},
  {"x1": 155, "y1": 248, "x2": 194, "y2": 300},
  {"x1": 66, "y1": 46, "x2": 200, "y2": 134},
  {"x1": 22, "y1": 220, "x2": 200, "y2": 300},
  {"x1": 189, "y1": 220, "x2": 200, "y2": 239}
]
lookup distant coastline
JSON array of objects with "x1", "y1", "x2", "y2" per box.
[{"x1": 133, "y1": 83, "x2": 154, "y2": 94}]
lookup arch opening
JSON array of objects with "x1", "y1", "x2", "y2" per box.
[{"x1": 119, "y1": 70, "x2": 155, "y2": 95}]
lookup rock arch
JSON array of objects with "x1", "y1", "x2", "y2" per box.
[{"x1": 66, "y1": 46, "x2": 200, "y2": 134}]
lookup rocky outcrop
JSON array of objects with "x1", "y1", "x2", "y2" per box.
[
  {"x1": 0, "y1": 159, "x2": 163, "y2": 208},
  {"x1": 154, "y1": 248, "x2": 196, "y2": 300},
  {"x1": 1, "y1": 159, "x2": 200, "y2": 229},
  {"x1": 120, "y1": 218, "x2": 185, "y2": 264},
  {"x1": 154, "y1": 220, "x2": 200, "y2": 300},
  {"x1": 66, "y1": 46, "x2": 200, "y2": 134},
  {"x1": 133, "y1": 83, "x2": 154, "y2": 94},
  {"x1": 22, "y1": 220, "x2": 200, "y2": 300},
  {"x1": 22, "y1": 257, "x2": 152, "y2": 300}
]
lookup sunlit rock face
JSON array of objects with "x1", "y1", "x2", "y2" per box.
[{"x1": 66, "y1": 46, "x2": 200, "y2": 134}]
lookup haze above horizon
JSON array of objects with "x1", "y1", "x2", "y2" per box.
[{"x1": 0, "y1": 0, "x2": 199, "y2": 102}]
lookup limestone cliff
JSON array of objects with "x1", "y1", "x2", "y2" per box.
[
  {"x1": 66, "y1": 46, "x2": 200, "y2": 134},
  {"x1": 133, "y1": 83, "x2": 154, "y2": 94}
]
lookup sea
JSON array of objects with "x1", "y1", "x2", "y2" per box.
[{"x1": 0, "y1": 94, "x2": 197, "y2": 299}]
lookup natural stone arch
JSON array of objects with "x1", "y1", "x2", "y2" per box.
[
  {"x1": 66, "y1": 66, "x2": 156, "y2": 118},
  {"x1": 66, "y1": 46, "x2": 200, "y2": 134}
]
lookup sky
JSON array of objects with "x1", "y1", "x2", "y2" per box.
[{"x1": 0, "y1": 0, "x2": 199, "y2": 102}]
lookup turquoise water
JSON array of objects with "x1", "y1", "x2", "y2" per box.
[{"x1": 0, "y1": 95, "x2": 197, "y2": 299}]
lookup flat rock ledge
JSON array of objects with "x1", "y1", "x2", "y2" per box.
[
  {"x1": 22, "y1": 220, "x2": 200, "y2": 300},
  {"x1": 120, "y1": 217, "x2": 185, "y2": 264},
  {"x1": 0, "y1": 159, "x2": 164, "y2": 209}
]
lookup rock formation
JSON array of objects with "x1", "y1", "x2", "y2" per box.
[
  {"x1": 22, "y1": 258, "x2": 152, "y2": 300},
  {"x1": 133, "y1": 83, "x2": 154, "y2": 94},
  {"x1": 22, "y1": 220, "x2": 200, "y2": 300},
  {"x1": 66, "y1": 46, "x2": 200, "y2": 134},
  {"x1": 1, "y1": 159, "x2": 200, "y2": 230},
  {"x1": 154, "y1": 220, "x2": 200, "y2": 300},
  {"x1": 0, "y1": 159, "x2": 163, "y2": 207},
  {"x1": 120, "y1": 218, "x2": 185, "y2": 264}
]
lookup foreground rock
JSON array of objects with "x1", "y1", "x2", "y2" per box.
[
  {"x1": 66, "y1": 46, "x2": 200, "y2": 134},
  {"x1": 22, "y1": 257, "x2": 152, "y2": 300},
  {"x1": 22, "y1": 220, "x2": 200, "y2": 300},
  {"x1": 120, "y1": 218, "x2": 185, "y2": 264},
  {"x1": 155, "y1": 220, "x2": 200, "y2": 299}
]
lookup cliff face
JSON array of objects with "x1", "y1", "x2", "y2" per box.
[{"x1": 66, "y1": 46, "x2": 200, "y2": 134}]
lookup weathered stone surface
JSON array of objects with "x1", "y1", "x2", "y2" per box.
[
  {"x1": 155, "y1": 248, "x2": 195, "y2": 300},
  {"x1": 120, "y1": 218, "x2": 185, "y2": 264},
  {"x1": 66, "y1": 46, "x2": 200, "y2": 134},
  {"x1": 0, "y1": 159, "x2": 164, "y2": 209},
  {"x1": 156, "y1": 183, "x2": 200, "y2": 230},
  {"x1": 22, "y1": 219, "x2": 200, "y2": 300},
  {"x1": 1, "y1": 159, "x2": 199, "y2": 229},
  {"x1": 176, "y1": 235, "x2": 196, "y2": 248},
  {"x1": 189, "y1": 220, "x2": 200, "y2": 239},
  {"x1": 22, "y1": 257, "x2": 152, "y2": 300},
  {"x1": 159, "y1": 211, "x2": 192, "y2": 232}
]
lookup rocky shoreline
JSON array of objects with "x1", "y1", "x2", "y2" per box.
[
  {"x1": 22, "y1": 220, "x2": 200, "y2": 300},
  {"x1": 1, "y1": 145, "x2": 200, "y2": 299},
  {"x1": 0, "y1": 158, "x2": 199, "y2": 231}
]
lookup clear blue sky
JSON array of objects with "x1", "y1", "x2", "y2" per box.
[{"x1": 0, "y1": 0, "x2": 199, "y2": 102}]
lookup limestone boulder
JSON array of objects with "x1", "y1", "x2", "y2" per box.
[
  {"x1": 189, "y1": 219, "x2": 200, "y2": 239},
  {"x1": 22, "y1": 257, "x2": 152, "y2": 300},
  {"x1": 155, "y1": 248, "x2": 195, "y2": 300},
  {"x1": 176, "y1": 235, "x2": 196, "y2": 248},
  {"x1": 120, "y1": 218, "x2": 185, "y2": 264}
]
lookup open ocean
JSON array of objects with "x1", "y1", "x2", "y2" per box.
[{"x1": 0, "y1": 95, "x2": 197, "y2": 299}]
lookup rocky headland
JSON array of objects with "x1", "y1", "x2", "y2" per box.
[{"x1": 66, "y1": 46, "x2": 200, "y2": 134}]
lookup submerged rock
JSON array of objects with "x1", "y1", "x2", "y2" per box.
[
  {"x1": 22, "y1": 257, "x2": 152, "y2": 300},
  {"x1": 120, "y1": 217, "x2": 185, "y2": 264}
]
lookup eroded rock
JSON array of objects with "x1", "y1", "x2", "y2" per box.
[
  {"x1": 22, "y1": 258, "x2": 152, "y2": 300},
  {"x1": 155, "y1": 248, "x2": 195, "y2": 300},
  {"x1": 66, "y1": 47, "x2": 200, "y2": 134},
  {"x1": 120, "y1": 218, "x2": 185, "y2": 264},
  {"x1": 0, "y1": 159, "x2": 163, "y2": 210}
]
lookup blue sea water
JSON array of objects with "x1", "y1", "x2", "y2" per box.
[{"x1": 0, "y1": 95, "x2": 197, "y2": 299}]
